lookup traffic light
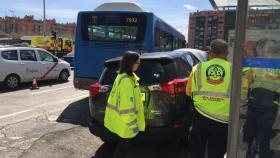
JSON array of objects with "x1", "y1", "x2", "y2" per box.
[{"x1": 51, "y1": 31, "x2": 57, "y2": 40}]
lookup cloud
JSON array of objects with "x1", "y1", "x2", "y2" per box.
[{"x1": 183, "y1": 4, "x2": 196, "y2": 11}]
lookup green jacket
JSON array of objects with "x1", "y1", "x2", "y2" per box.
[{"x1": 104, "y1": 73, "x2": 145, "y2": 138}]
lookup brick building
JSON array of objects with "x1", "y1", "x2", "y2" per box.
[
  {"x1": 188, "y1": 8, "x2": 280, "y2": 51},
  {"x1": 0, "y1": 15, "x2": 75, "y2": 39},
  {"x1": 188, "y1": 10, "x2": 226, "y2": 50}
]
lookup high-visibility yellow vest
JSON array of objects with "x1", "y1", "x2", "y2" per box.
[
  {"x1": 191, "y1": 58, "x2": 232, "y2": 124},
  {"x1": 104, "y1": 73, "x2": 145, "y2": 138},
  {"x1": 250, "y1": 68, "x2": 280, "y2": 93},
  {"x1": 249, "y1": 68, "x2": 280, "y2": 105},
  {"x1": 241, "y1": 67, "x2": 251, "y2": 103}
]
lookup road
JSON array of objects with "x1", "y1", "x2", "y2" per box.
[{"x1": 0, "y1": 71, "x2": 188, "y2": 158}]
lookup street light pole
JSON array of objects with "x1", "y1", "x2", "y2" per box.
[
  {"x1": 43, "y1": 0, "x2": 46, "y2": 36},
  {"x1": 9, "y1": 9, "x2": 14, "y2": 17},
  {"x1": 43, "y1": 0, "x2": 47, "y2": 48},
  {"x1": 9, "y1": 9, "x2": 15, "y2": 43}
]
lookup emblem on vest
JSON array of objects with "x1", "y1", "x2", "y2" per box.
[{"x1": 206, "y1": 64, "x2": 225, "y2": 85}]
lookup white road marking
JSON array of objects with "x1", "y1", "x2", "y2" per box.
[
  {"x1": 30, "y1": 86, "x2": 73, "y2": 95},
  {"x1": 0, "y1": 93, "x2": 88, "y2": 120},
  {"x1": 0, "y1": 146, "x2": 7, "y2": 150},
  {"x1": 0, "y1": 109, "x2": 34, "y2": 119},
  {"x1": 32, "y1": 93, "x2": 88, "y2": 109}
]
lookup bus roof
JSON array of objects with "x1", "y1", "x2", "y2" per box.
[{"x1": 94, "y1": 2, "x2": 146, "y2": 12}]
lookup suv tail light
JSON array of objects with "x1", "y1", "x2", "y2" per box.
[
  {"x1": 160, "y1": 79, "x2": 188, "y2": 95},
  {"x1": 90, "y1": 82, "x2": 109, "y2": 97},
  {"x1": 171, "y1": 122, "x2": 184, "y2": 129},
  {"x1": 90, "y1": 82, "x2": 101, "y2": 97}
]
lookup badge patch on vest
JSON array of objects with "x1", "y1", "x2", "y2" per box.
[{"x1": 206, "y1": 64, "x2": 225, "y2": 84}]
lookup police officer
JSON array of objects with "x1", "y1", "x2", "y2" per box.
[
  {"x1": 103, "y1": 51, "x2": 145, "y2": 158},
  {"x1": 243, "y1": 37, "x2": 280, "y2": 158},
  {"x1": 186, "y1": 39, "x2": 231, "y2": 158}
]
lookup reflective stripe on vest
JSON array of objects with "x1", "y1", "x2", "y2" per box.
[
  {"x1": 109, "y1": 74, "x2": 138, "y2": 115},
  {"x1": 196, "y1": 64, "x2": 202, "y2": 91},
  {"x1": 251, "y1": 78, "x2": 280, "y2": 92},
  {"x1": 126, "y1": 118, "x2": 137, "y2": 127},
  {"x1": 192, "y1": 91, "x2": 230, "y2": 98},
  {"x1": 195, "y1": 106, "x2": 229, "y2": 122},
  {"x1": 107, "y1": 103, "x2": 138, "y2": 115}
]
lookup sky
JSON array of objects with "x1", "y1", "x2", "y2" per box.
[{"x1": 0, "y1": 0, "x2": 213, "y2": 38}]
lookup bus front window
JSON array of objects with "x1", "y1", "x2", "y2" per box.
[
  {"x1": 88, "y1": 25, "x2": 138, "y2": 42},
  {"x1": 81, "y1": 13, "x2": 146, "y2": 43}
]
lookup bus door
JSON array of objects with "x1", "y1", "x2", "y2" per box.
[{"x1": 227, "y1": 0, "x2": 280, "y2": 157}]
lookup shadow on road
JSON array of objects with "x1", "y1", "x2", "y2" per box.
[
  {"x1": 91, "y1": 140, "x2": 188, "y2": 158},
  {"x1": 0, "y1": 79, "x2": 70, "y2": 94},
  {"x1": 56, "y1": 97, "x2": 90, "y2": 127}
]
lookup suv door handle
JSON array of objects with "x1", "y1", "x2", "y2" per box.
[{"x1": 20, "y1": 62, "x2": 25, "y2": 65}]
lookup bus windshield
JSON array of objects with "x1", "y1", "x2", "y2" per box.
[{"x1": 81, "y1": 13, "x2": 147, "y2": 42}]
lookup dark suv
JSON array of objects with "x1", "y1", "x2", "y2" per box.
[{"x1": 88, "y1": 50, "x2": 206, "y2": 141}]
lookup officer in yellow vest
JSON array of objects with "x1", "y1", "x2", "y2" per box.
[
  {"x1": 242, "y1": 37, "x2": 280, "y2": 158},
  {"x1": 104, "y1": 51, "x2": 145, "y2": 158},
  {"x1": 186, "y1": 39, "x2": 231, "y2": 158}
]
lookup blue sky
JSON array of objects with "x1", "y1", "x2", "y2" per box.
[{"x1": 0, "y1": 0, "x2": 213, "y2": 37}]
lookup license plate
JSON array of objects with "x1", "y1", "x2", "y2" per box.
[{"x1": 141, "y1": 93, "x2": 145, "y2": 101}]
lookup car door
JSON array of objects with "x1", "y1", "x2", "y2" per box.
[
  {"x1": 19, "y1": 49, "x2": 41, "y2": 81},
  {"x1": 37, "y1": 50, "x2": 59, "y2": 80},
  {"x1": 0, "y1": 49, "x2": 19, "y2": 81}
]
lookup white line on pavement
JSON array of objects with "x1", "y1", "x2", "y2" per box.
[
  {"x1": 0, "y1": 109, "x2": 34, "y2": 119},
  {"x1": 0, "y1": 93, "x2": 88, "y2": 120},
  {"x1": 32, "y1": 94, "x2": 88, "y2": 109},
  {"x1": 30, "y1": 86, "x2": 73, "y2": 95}
]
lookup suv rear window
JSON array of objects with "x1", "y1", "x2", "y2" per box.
[
  {"x1": 137, "y1": 60, "x2": 175, "y2": 85},
  {"x1": 100, "y1": 59, "x2": 176, "y2": 85},
  {"x1": 1, "y1": 50, "x2": 18, "y2": 60}
]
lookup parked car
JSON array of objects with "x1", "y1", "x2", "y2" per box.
[
  {"x1": 0, "y1": 47, "x2": 71, "y2": 89},
  {"x1": 62, "y1": 51, "x2": 75, "y2": 67},
  {"x1": 175, "y1": 48, "x2": 208, "y2": 62},
  {"x1": 88, "y1": 50, "x2": 206, "y2": 141}
]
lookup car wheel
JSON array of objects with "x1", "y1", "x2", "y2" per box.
[
  {"x1": 58, "y1": 70, "x2": 69, "y2": 82},
  {"x1": 5, "y1": 75, "x2": 20, "y2": 89}
]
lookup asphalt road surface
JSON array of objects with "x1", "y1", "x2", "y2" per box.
[{"x1": 0, "y1": 71, "x2": 189, "y2": 158}]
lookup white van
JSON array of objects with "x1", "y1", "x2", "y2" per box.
[{"x1": 0, "y1": 47, "x2": 71, "y2": 89}]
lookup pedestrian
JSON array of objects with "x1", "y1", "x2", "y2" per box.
[
  {"x1": 186, "y1": 39, "x2": 231, "y2": 158},
  {"x1": 103, "y1": 51, "x2": 145, "y2": 158},
  {"x1": 242, "y1": 36, "x2": 280, "y2": 158}
]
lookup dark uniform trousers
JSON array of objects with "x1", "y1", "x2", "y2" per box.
[
  {"x1": 94, "y1": 137, "x2": 133, "y2": 158},
  {"x1": 189, "y1": 111, "x2": 228, "y2": 158},
  {"x1": 243, "y1": 88, "x2": 279, "y2": 158}
]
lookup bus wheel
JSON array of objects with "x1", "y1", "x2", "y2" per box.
[
  {"x1": 5, "y1": 74, "x2": 20, "y2": 89},
  {"x1": 58, "y1": 70, "x2": 69, "y2": 82}
]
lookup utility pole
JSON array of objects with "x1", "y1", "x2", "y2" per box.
[
  {"x1": 43, "y1": 0, "x2": 47, "y2": 48},
  {"x1": 9, "y1": 9, "x2": 15, "y2": 44},
  {"x1": 9, "y1": 9, "x2": 14, "y2": 17}
]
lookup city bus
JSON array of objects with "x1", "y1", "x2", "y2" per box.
[{"x1": 74, "y1": 2, "x2": 186, "y2": 90}]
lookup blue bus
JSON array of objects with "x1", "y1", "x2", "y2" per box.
[{"x1": 74, "y1": 2, "x2": 185, "y2": 90}]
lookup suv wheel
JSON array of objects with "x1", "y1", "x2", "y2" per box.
[
  {"x1": 58, "y1": 70, "x2": 69, "y2": 82},
  {"x1": 5, "y1": 75, "x2": 20, "y2": 89}
]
